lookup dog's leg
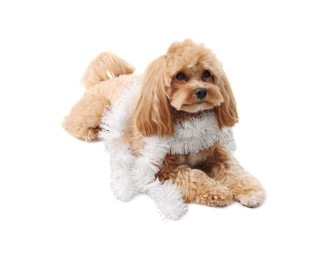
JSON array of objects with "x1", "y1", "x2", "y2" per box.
[
  {"x1": 205, "y1": 146, "x2": 266, "y2": 208},
  {"x1": 214, "y1": 159, "x2": 265, "y2": 208},
  {"x1": 166, "y1": 165, "x2": 233, "y2": 207},
  {"x1": 63, "y1": 85, "x2": 110, "y2": 141}
]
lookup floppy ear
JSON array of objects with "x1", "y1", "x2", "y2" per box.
[
  {"x1": 134, "y1": 56, "x2": 174, "y2": 137},
  {"x1": 215, "y1": 71, "x2": 239, "y2": 129}
]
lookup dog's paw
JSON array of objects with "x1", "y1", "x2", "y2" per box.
[
  {"x1": 237, "y1": 189, "x2": 266, "y2": 208},
  {"x1": 195, "y1": 185, "x2": 233, "y2": 207}
]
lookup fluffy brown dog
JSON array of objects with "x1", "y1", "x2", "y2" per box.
[{"x1": 63, "y1": 39, "x2": 265, "y2": 213}]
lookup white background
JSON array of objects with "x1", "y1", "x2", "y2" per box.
[{"x1": 1, "y1": 0, "x2": 324, "y2": 259}]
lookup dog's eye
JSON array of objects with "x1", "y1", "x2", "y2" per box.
[
  {"x1": 176, "y1": 72, "x2": 186, "y2": 80},
  {"x1": 202, "y1": 70, "x2": 211, "y2": 78}
]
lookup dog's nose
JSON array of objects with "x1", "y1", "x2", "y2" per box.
[{"x1": 194, "y1": 88, "x2": 207, "y2": 99}]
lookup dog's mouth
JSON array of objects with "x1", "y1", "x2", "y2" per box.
[{"x1": 196, "y1": 100, "x2": 205, "y2": 105}]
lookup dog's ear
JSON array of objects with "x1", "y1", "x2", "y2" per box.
[
  {"x1": 134, "y1": 56, "x2": 174, "y2": 137},
  {"x1": 214, "y1": 71, "x2": 238, "y2": 129}
]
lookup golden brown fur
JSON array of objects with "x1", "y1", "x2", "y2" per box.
[{"x1": 63, "y1": 39, "x2": 265, "y2": 208}]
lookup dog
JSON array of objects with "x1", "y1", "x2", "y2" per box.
[{"x1": 63, "y1": 39, "x2": 265, "y2": 219}]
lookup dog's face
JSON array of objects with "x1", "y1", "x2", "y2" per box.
[
  {"x1": 135, "y1": 39, "x2": 238, "y2": 137},
  {"x1": 165, "y1": 43, "x2": 224, "y2": 113}
]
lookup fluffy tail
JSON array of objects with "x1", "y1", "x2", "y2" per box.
[{"x1": 81, "y1": 52, "x2": 135, "y2": 89}]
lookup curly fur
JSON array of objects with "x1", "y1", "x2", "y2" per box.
[{"x1": 63, "y1": 39, "x2": 265, "y2": 219}]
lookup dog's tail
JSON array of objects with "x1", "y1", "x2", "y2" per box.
[{"x1": 81, "y1": 52, "x2": 135, "y2": 89}]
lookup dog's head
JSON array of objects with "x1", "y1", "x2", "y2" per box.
[{"x1": 135, "y1": 39, "x2": 238, "y2": 136}]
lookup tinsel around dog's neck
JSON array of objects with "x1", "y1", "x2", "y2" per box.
[{"x1": 168, "y1": 110, "x2": 236, "y2": 155}]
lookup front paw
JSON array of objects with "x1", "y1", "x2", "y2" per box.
[
  {"x1": 237, "y1": 189, "x2": 266, "y2": 208},
  {"x1": 196, "y1": 186, "x2": 234, "y2": 207}
]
